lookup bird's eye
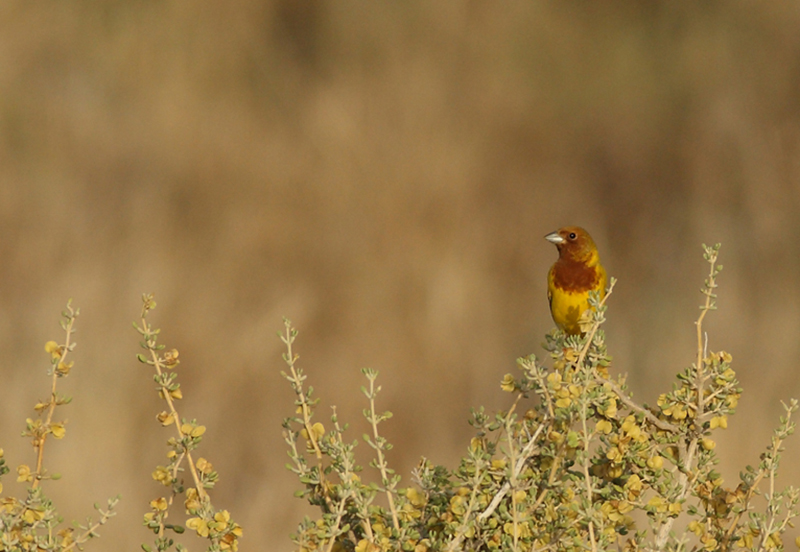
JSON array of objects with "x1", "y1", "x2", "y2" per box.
[{"x1": 568, "y1": 232, "x2": 577, "y2": 240}]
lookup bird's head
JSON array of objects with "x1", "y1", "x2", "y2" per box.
[{"x1": 544, "y1": 226, "x2": 600, "y2": 265}]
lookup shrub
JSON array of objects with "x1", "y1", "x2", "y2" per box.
[
  {"x1": 0, "y1": 295, "x2": 243, "y2": 552},
  {"x1": 282, "y1": 244, "x2": 799, "y2": 552}
]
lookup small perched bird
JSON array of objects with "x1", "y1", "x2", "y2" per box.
[{"x1": 545, "y1": 226, "x2": 607, "y2": 335}]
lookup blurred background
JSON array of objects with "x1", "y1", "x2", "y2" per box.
[{"x1": 0, "y1": 2, "x2": 799, "y2": 548}]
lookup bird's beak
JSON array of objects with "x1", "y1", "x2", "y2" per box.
[{"x1": 544, "y1": 231, "x2": 564, "y2": 244}]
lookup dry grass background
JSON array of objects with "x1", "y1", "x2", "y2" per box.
[{"x1": 1, "y1": 2, "x2": 800, "y2": 549}]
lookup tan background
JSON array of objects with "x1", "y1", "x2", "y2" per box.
[{"x1": 0, "y1": 2, "x2": 799, "y2": 549}]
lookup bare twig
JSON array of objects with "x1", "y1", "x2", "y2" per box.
[{"x1": 478, "y1": 420, "x2": 548, "y2": 522}]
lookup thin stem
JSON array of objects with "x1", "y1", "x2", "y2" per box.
[
  {"x1": 142, "y1": 313, "x2": 206, "y2": 500},
  {"x1": 574, "y1": 279, "x2": 616, "y2": 370},
  {"x1": 331, "y1": 409, "x2": 375, "y2": 543},
  {"x1": 33, "y1": 303, "x2": 77, "y2": 490},
  {"x1": 601, "y1": 378, "x2": 679, "y2": 434},
  {"x1": 61, "y1": 499, "x2": 119, "y2": 552},
  {"x1": 323, "y1": 499, "x2": 348, "y2": 552},
  {"x1": 445, "y1": 453, "x2": 489, "y2": 552},
  {"x1": 283, "y1": 322, "x2": 325, "y2": 463},
  {"x1": 580, "y1": 397, "x2": 598, "y2": 552},
  {"x1": 652, "y1": 246, "x2": 720, "y2": 551},
  {"x1": 366, "y1": 374, "x2": 400, "y2": 531},
  {"x1": 280, "y1": 319, "x2": 334, "y2": 515},
  {"x1": 507, "y1": 414, "x2": 521, "y2": 552},
  {"x1": 695, "y1": 246, "x2": 719, "y2": 426}
]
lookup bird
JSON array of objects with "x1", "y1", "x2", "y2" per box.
[{"x1": 545, "y1": 226, "x2": 607, "y2": 335}]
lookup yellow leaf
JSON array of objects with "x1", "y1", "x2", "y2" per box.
[
  {"x1": 595, "y1": 420, "x2": 612, "y2": 434},
  {"x1": 710, "y1": 415, "x2": 728, "y2": 430},
  {"x1": 186, "y1": 517, "x2": 209, "y2": 537},
  {"x1": 57, "y1": 361, "x2": 73, "y2": 375},
  {"x1": 50, "y1": 423, "x2": 66, "y2": 439},
  {"x1": 150, "y1": 497, "x2": 168, "y2": 511},
  {"x1": 16, "y1": 465, "x2": 32, "y2": 483},
  {"x1": 196, "y1": 457, "x2": 213, "y2": 474},
  {"x1": 646, "y1": 456, "x2": 664, "y2": 470},
  {"x1": 45, "y1": 341, "x2": 61, "y2": 358},
  {"x1": 500, "y1": 373, "x2": 516, "y2": 393},
  {"x1": 157, "y1": 412, "x2": 175, "y2": 426}
]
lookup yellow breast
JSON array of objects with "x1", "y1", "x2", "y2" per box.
[{"x1": 547, "y1": 265, "x2": 607, "y2": 335}]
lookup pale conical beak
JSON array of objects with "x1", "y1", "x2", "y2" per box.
[{"x1": 544, "y1": 231, "x2": 564, "y2": 244}]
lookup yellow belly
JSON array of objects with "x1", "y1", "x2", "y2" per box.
[{"x1": 550, "y1": 288, "x2": 594, "y2": 335}]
